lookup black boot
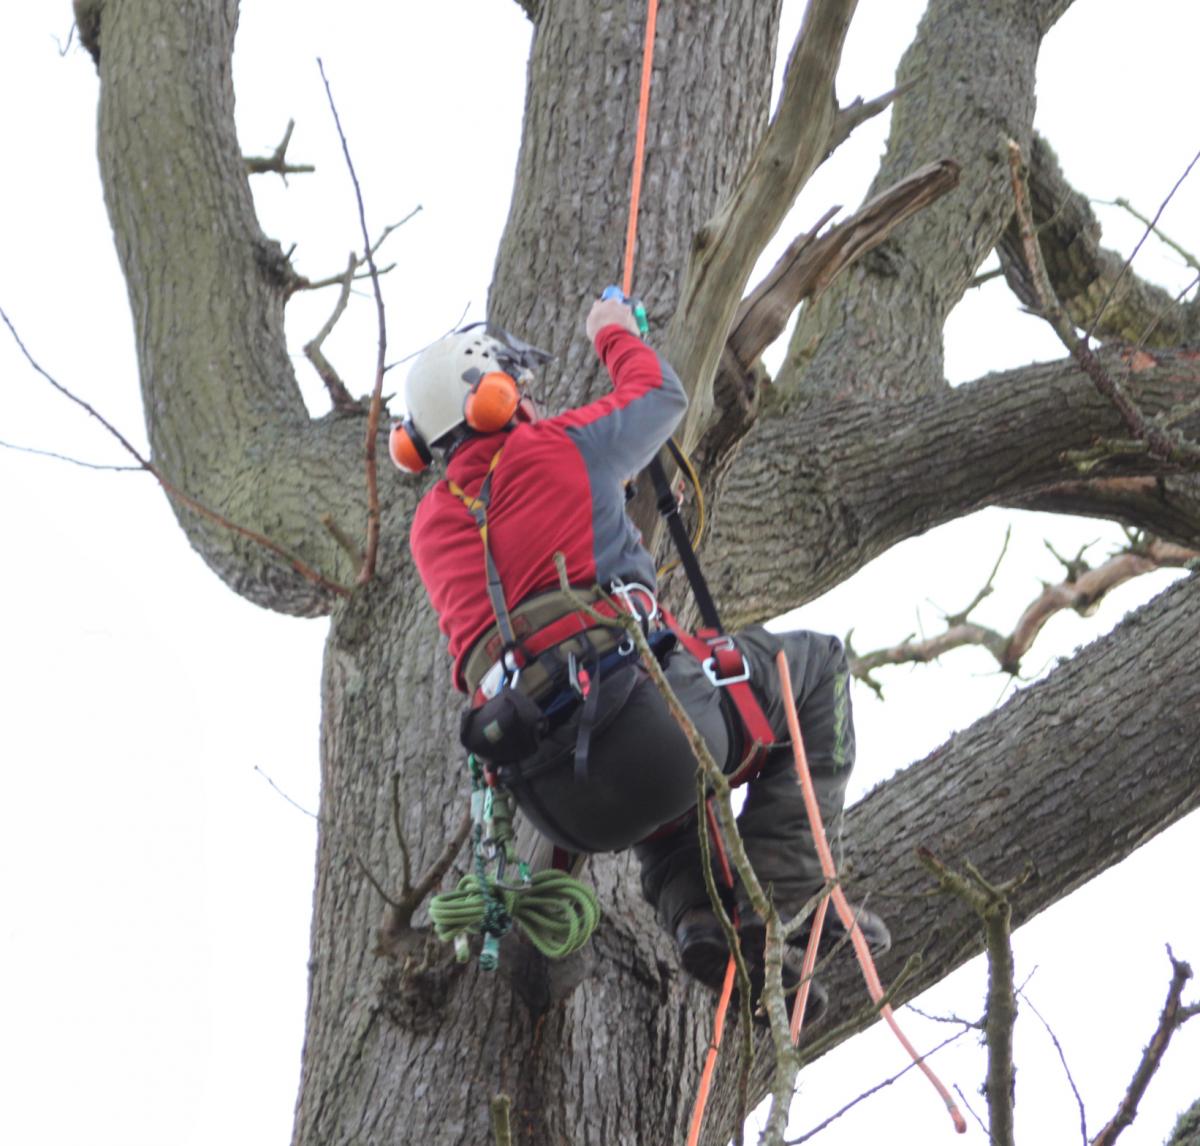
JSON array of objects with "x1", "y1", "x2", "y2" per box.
[{"x1": 674, "y1": 907, "x2": 828, "y2": 1026}]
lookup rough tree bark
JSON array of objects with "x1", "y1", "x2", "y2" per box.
[{"x1": 75, "y1": 0, "x2": 1199, "y2": 1143}]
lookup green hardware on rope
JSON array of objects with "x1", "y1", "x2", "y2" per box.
[
  {"x1": 428, "y1": 755, "x2": 601, "y2": 969},
  {"x1": 601, "y1": 284, "x2": 649, "y2": 337}
]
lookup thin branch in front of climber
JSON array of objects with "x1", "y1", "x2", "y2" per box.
[{"x1": 917, "y1": 849, "x2": 1032, "y2": 1146}]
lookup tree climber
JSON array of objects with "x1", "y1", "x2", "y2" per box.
[{"x1": 390, "y1": 295, "x2": 888, "y2": 1015}]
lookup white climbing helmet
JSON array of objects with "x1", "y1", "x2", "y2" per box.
[{"x1": 403, "y1": 323, "x2": 553, "y2": 448}]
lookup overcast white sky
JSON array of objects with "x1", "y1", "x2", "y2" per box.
[{"x1": 2, "y1": 3, "x2": 1198, "y2": 1145}]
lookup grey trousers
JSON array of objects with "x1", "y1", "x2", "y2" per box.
[
  {"x1": 635, "y1": 625, "x2": 855, "y2": 934},
  {"x1": 498, "y1": 624, "x2": 854, "y2": 938}
]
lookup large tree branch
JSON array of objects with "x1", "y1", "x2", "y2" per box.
[
  {"x1": 813, "y1": 571, "x2": 1200, "y2": 1060},
  {"x1": 83, "y1": 0, "x2": 412, "y2": 614},
  {"x1": 1011, "y1": 476, "x2": 1200, "y2": 550},
  {"x1": 692, "y1": 347, "x2": 1200, "y2": 629}
]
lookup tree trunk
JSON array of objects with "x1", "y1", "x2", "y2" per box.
[{"x1": 77, "y1": 0, "x2": 1200, "y2": 1143}]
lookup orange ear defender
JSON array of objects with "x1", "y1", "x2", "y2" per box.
[
  {"x1": 389, "y1": 416, "x2": 433, "y2": 474},
  {"x1": 463, "y1": 371, "x2": 521, "y2": 433}
]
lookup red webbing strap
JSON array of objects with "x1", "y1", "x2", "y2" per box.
[{"x1": 658, "y1": 609, "x2": 775, "y2": 785}]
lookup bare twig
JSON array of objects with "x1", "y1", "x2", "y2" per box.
[
  {"x1": 1101, "y1": 196, "x2": 1200, "y2": 274},
  {"x1": 391, "y1": 772, "x2": 414, "y2": 897},
  {"x1": 53, "y1": 23, "x2": 76, "y2": 55},
  {"x1": 1022, "y1": 994, "x2": 1089, "y2": 1146},
  {"x1": 1091, "y1": 950, "x2": 1198, "y2": 1146},
  {"x1": 244, "y1": 118, "x2": 315, "y2": 179},
  {"x1": 1086, "y1": 149, "x2": 1200, "y2": 341},
  {"x1": 954, "y1": 1084, "x2": 989, "y2": 1137},
  {"x1": 253, "y1": 764, "x2": 320, "y2": 821},
  {"x1": 2, "y1": 306, "x2": 352, "y2": 598},
  {"x1": 0, "y1": 437, "x2": 141, "y2": 472},
  {"x1": 317, "y1": 59, "x2": 388, "y2": 585},
  {"x1": 788, "y1": 1022, "x2": 975, "y2": 1144}
]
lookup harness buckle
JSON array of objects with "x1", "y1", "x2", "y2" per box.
[{"x1": 701, "y1": 636, "x2": 751, "y2": 687}]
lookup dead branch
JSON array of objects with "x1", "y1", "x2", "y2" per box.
[
  {"x1": 847, "y1": 534, "x2": 1196, "y2": 687},
  {"x1": 316, "y1": 59, "x2": 389, "y2": 585},
  {"x1": 730, "y1": 159, "x2": 960, "y2": 380},
  {"x1": 1006, "y1": 139, "x2": 1200, "y2": 467},
  {"x1": 688, "y1": 159, "x2": 958, "y2": 474},
  {"x1": 665, "y1": 0, "x2": 858, "y2": 438},
  {"x1": 2, "y1": 306, "x2": 352, "y2": 599},
  {"x1": 244, "y1": 118, "x2": 316, "y2": 179},
  {"x1": 827, "y1": 81, "x2": 909, "y2": 156},
  {"x1": 303, "y1": 254, "x2": 363, "y2": 413},
  {"x1": 1091, "y1": 950, "x2": 1198, "y2": 1146}
]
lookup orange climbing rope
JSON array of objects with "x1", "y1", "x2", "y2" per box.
[
  {"x1": 622, "y1": 0, "x2": 658, "y2": 299},
  {"x1": 775, "y1": 651, "x2": 967, "y2": 1134},
  {"x1": 615, "y1": 0, "x2": 965, "y2": 1139}
]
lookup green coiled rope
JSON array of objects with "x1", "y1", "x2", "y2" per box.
[
  {"x1": 429, "y1": 868, "x2": 600, "y2": 961},
  {"x1": 428, "y1": 755, "x2": 600, "y2": 968}
]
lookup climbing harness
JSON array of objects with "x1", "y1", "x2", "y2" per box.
[{"x1": 428, "y1": 755, "x2": 600, "y2": 968}]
